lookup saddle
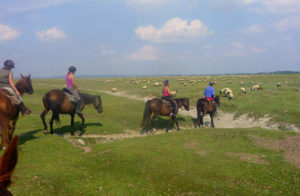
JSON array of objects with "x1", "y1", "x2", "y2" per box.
[
  {"x1": 0, "y1": 88, "x2": 18, "y2": 105},
  {"x1": 62, "y1": 88, "x2": 77, "y2": 103}
]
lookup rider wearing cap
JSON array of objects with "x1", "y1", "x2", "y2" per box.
[
  {"x1": 66, "y1": 66, "x2": 81, "y2": 114},
  {"x1": 204, "y1": 81, "x2": 215, "y2": 101},
  {"x1": 0, "y1": 60, "x2": 31, "y2": 115},
  {"x1": 162, "y1": 80, "x2": 176, "y2": 117}
]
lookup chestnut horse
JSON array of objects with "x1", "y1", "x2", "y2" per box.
[
  {"x1": 0, "y1": 135, "x2": 18, "y2": 196},
  {"x1": 141, "y1": 98, "x2": 190, "y2": 133},
  {"x1": 196, "y1": 96, "x2": 220, "y2": 128},
  {"x1": 0, "y1": 75, "x2": 33, "y2": 149},
  {"x1": 40, "y1": 89, "x2": 103, "y2": 136}
]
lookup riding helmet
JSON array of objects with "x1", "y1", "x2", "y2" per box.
[
  {"x1": 164, "y1": 80, "x2": 169, "y2": 86},
  {"x1": 4, "y1": 59, "x2": 15, "y2": 69},
  {"x1": 68, "y1": 66, "x2": 77, "y2": 73},
  {"x1": 209, "y1": 81, "x2": 214, "y2": 86}
]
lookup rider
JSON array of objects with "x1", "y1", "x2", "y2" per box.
[
  {"x1": 204, "y1": 81, "x2": 215, "y2": 101},
  {"x1": 162, "y1": 80, "x2": 176, "y2": 117},
  {"x1": 66, "y1": 66, "x2": 82, "y2": 114},
  {"x1": 0, "y1": 60, "x2": 31, "y2": 115}
]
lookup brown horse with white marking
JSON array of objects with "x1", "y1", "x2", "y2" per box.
[
  {"x1": 0, "y1": 75, "x2": 33, "y2": 149},
  {"x1": 141, "y1": 98, "x2": 190, "y2": 133}
]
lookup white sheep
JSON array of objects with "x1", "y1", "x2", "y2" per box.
[
  {"x1": 111, "y1": 88, "x2": 118, "y2": 92},
  {"x1": 277, "y1": 82, "x2": 281, "y2": 87},
  {"x1": 227, "y1": 92, "x2": 234, "y2": 100},
  {"x1": 240, "y1": 87, "x2": 246, "y2": 94},
  {"x1": 251, "y1": 84, "x2": 260, "y2": 91}
]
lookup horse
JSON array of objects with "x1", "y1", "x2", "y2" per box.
[
  {"x1": 0, "y1": 135, "x2": 18, "y2": 196},
  {"x1": 196, "y1": 96, "x2": 220, "y2": 128},
  {"x1": 40, "y1": 89, "x2": 103, "y2": 136},
  {"x1": 0, "y1": 74, "x2": 33, "y2": 149},
  {"x1": 141, "y1": 98, "x2": 190, "y2": 133}
]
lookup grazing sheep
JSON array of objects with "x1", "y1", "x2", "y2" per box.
[
  {"x1": 227, "y1": 92, "x2": 234, "y2": 100},
  {"x1": 142, "y1": 86, "x2": 147, "y2": 89},
  {"x1": 277, "y1": 82, "x2": 281, "y2": 87},
  {"x1": 228, "y1": 80, "x2": 232, "y2": 84},
  {"x1": 111, "y1": 88, "x2": 118, "y2": 92},
  {"x1": 153, "y1": 82, "x2": 160, "y2": 87},
  {"x1": 251, "y1": 84, "x2": 260, "y2": 91},
  {"x1": 220, "y1": 88, "x2": 231, "y2": 94},
  {"x1": 240, "y1": 87, "x2": 246, "y2": 94},
  {"x1": 240, "y1": 81, "x2": 244, "y2": 85}
]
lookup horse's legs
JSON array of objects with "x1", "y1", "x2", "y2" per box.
[
  {"x1": 10, "y1": 113, "x2": 19, "y2": 139},
  {"x1": 77, "y1": 113, "x2": 85, "y2": 134},
  {"x1": 166, "y1": 115, "x2": 173, "y2": 133},
  {"x1": 0, "y1": 116, "x2": 10, "y2": 149},
  {"x1": 40, "y1": 109, "x2": 49, "y2": 133},
  {"x1": 50, "y1": 114, "x2": 55, "y2": 135},
  {"x1": 149, "y1": 112, "x2": 157, "y2": 134},
  {"x1": 210, "y1": 113, "x2": 215, "y2": 128},
  {"x1": 70, "y1": 113, "x2": 75, "y2": 136},
  {"x1": 196, "y1": 107, "x2": 201, "y2": 127},
  {"x1": 175, "y1": 116, "x2": 180, "y2": 130}
]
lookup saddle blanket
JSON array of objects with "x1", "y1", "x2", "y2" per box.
[
  {"x1": 0, "y1": 87, "x2": 19, "y2": 105},
  {"x1": 62, "y1": 88, "x2": 77, "y2": 103}
]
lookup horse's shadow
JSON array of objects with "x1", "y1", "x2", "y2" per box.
[
  {"x1": 141, "y1": 116, "x2": 186, "y2": 134},
  {"x1": 18, "y1": 129, "x2": 41, "y2": 146},
  {"x1": 48, "y1": 122, "x2": 103, "y2": 136}
]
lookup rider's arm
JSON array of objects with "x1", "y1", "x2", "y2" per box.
[
  {"x1": 166, "y1": 86, "x2": 172, "y2": 95},
  {"x1": 8, "y1": 72, "x2": 20, "y2": 96},
  {"x1": 212, "y1": 88, "x2": 215, "y2": 98},
  {"x1": 70, "y1": 74, "x2": 78, "y2": 89}
]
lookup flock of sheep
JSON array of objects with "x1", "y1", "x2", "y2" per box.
[{"x1": 100, "y1": 77, "x2": 283, "y2": 101}]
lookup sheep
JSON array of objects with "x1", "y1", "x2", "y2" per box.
[
  {"x1": 227, "y1": 92, "x2": 234, "y2": 100},
  {"x1": 153, "y1": 82, "x2": 160, "y2": 87},
  {"x1": 142, "y1": 86, "x2": 147, "y2": 89},
  {"x1": 111, "y1": 88, "x2": 118, "y2": 92},
  {"x1": 220, "y1": 88, "x2": 231, "y2": 94},
  {"x1": 251, "y1": 84, "x2": 260, "y2": 91},
  {"x1": 228, "y1": 80, "x2": 232, "y2": 84},
  {"x1": 277, "y1": 82, "x2": 281, "y2": 87},
  {"x1": 240, "y1": 81, "x2": 244, "y2": 85},
  {"x1": 240, "y1": 87, "x2": 246, "y2": 94}
]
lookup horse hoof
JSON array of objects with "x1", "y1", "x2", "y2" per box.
[
  {"x1": 71, "y1": 132, "x2": 74, "y2": 136},
  {"x1": 50, "y1": 132, "x2": 54, "y2": 135},
  {"x1": 43, "y1": 130, "x2": 48, "y2": 134}
]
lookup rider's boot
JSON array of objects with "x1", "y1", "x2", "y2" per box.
[
  {"x1": 19, "y1": 102, "x2": 32, "y2": 115},
  {"x1": 76, "y1": 100, "x2": 82, "y2": 114}
]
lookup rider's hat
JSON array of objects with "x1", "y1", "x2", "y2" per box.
[
  {"x1": 164, "y1": 80, "x2": 169, "y2": 85},
  {"x1": 4, "y1": 59, "x2": 15, "y2": 69},
  {"x1": 68, "y1": 66, "x2": 77, "y2": 73},
  {"x1": 209, "y1": 81, "x2": 214, "y2": 86}
]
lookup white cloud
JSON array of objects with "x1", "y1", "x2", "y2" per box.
[
  {"x1": 224, "y1": 42, "x2": 245, "y2": 56},
  {"x1": 125, "y1": 0, "x2": 168, "y2": 5},
  {"x1": 0, "y1": 23, "x2": 20, "y2": 42},
  {"x1": 281, "y1": 36, "x2": 291, "y2": 41},
  {"x1": 2, "y1": 0, "x2": 72, "y2": 13},
  {"x1": 129, "y1": 45, "x2": 159, "y2": 61},
  {"x1": 262, "y1": 0, "x2": 300, "y2": 14},
  {"x1": 251, "y1": 46, "x2": 266, "y2": 53},
  {"x1": 271, "y1": 16, "x2": 300, "y2": 31},
  {"x1": 101, "y1": 49, "x2": 116, "y2": 55},
  {"x1": 135, "y1": 17, "x2": 213, "y2": 43},
  {"x1": 35, "y1": 27, "x2": 66, "y2": 42},
  {"x1": 240, "y1": 24, "x2": 264, "y2": 34}
]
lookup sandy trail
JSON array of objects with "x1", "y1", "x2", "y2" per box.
[{"x1": 86, "y1": 89, "x2": 299, "y2": 132}]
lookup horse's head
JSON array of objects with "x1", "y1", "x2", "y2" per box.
[
  {"x1": 93, "y1": 95, "x2": 103, "y2": 113},
  {"x1": 182, "y1": 97, "x2": 190, "y2": 111},
  {"x1": 0, "y1": 136, "x2": 18, "y2": 196},
  {"x1": 214, "y1": 96, "x2": 220, "y2": 106},
  {"x1": 19, "y1": 74, "x2": 34, "y2": 94}
]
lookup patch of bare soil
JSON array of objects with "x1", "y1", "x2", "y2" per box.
[
  {"x1": 183, "y1": 141, "x2": 208, "y2": 156},
  {"x1": 226, "y1": 152, "x2": 269, "y2": 165},
  {"x1": 64, "y1": 137, "x2": 92, "y2": 153},
  {"x1": 251, "y1": 135, "x2": 300, "y2": 167}
]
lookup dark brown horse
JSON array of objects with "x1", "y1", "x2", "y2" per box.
[
  {"x1": 40, "y1": 89, "x2": 103, "y2": 136},
  {"x1": 196, "y1": 96, "x2": 220, "y2": 128},
  {"x1": 0, "y1": 75, "x2": 33, "y2": 149},
  {"x1": 0, "y1": 135, "x2": 18, "y2": 196},
  {"x1": 141, "y1": 98, "x2": 190, "y2": 133}
]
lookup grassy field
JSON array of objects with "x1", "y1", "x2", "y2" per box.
[{"x1": 4, "y1": 75, "x2": 300, "y2": 195}]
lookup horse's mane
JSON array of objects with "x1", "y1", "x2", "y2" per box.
[{"x1": 80, "y1": 93, "x2": 98, "y2": 104}]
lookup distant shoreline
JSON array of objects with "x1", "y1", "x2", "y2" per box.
[{"x1": 28, "y1": 71, "x2": 300, "y2": 79}]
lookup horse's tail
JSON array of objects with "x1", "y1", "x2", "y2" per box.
[
  {"x1": 196, "y1": 99, "x2": 202, "y2": 119},
  {"x1": 140, "y1": 100, "x2": 152, "y2": 127},
  {"x1": 44, "y1": 92, "x2": 60, "y2": 124}
]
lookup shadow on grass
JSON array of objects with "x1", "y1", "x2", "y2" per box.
[
  {"x1": 141, "y1": 116, "x2": 186, "y2": 134},
  {"x1": 47, "y1": 122, "x2": 103, "y2": 136},
  {"x1": 19, "y1": 129, "x2": 42, "y2": 146}
]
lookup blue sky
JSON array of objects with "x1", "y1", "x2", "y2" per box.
[{"x1": 0, "y1": 0, "x2": 299, "y2": 77}]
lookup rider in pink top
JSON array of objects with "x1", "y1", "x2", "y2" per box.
[
  {"x1": 66, "y1": 66, "x2": 81, "y2": 114},
  {"x1": 162, "y1": 80, "x2": 176, "y2": 117}
]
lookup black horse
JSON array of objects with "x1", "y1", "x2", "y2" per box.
[
  {"x1": 141, "y1": 98, "x2": 190, "y2": 133},
  {"x1": 196, "y1": 96, "x2": 220, "y2": 128},
  {"x1": 40, "y1": 89, "x2": 103, "y2": 135}
]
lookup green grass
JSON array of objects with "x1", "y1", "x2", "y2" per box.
[{"x1": 3, "y1": 76, "x2": 299, "y2": 195}]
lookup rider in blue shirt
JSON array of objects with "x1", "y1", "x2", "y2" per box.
[{"x1": 204, "y1": 82, "x2": 215, "y2": 101}]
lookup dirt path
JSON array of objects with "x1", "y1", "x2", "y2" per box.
[{"x1": 87, "y1": 89, "x2": 299, "y2": 132}]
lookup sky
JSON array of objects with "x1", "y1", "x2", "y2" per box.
[{"x1": 0, "y1": 0, "x2": 299, "y2": 77}]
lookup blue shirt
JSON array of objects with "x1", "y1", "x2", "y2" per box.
[{"x1": 204, "y1": 86, "x2": 215, "y2": 98}]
